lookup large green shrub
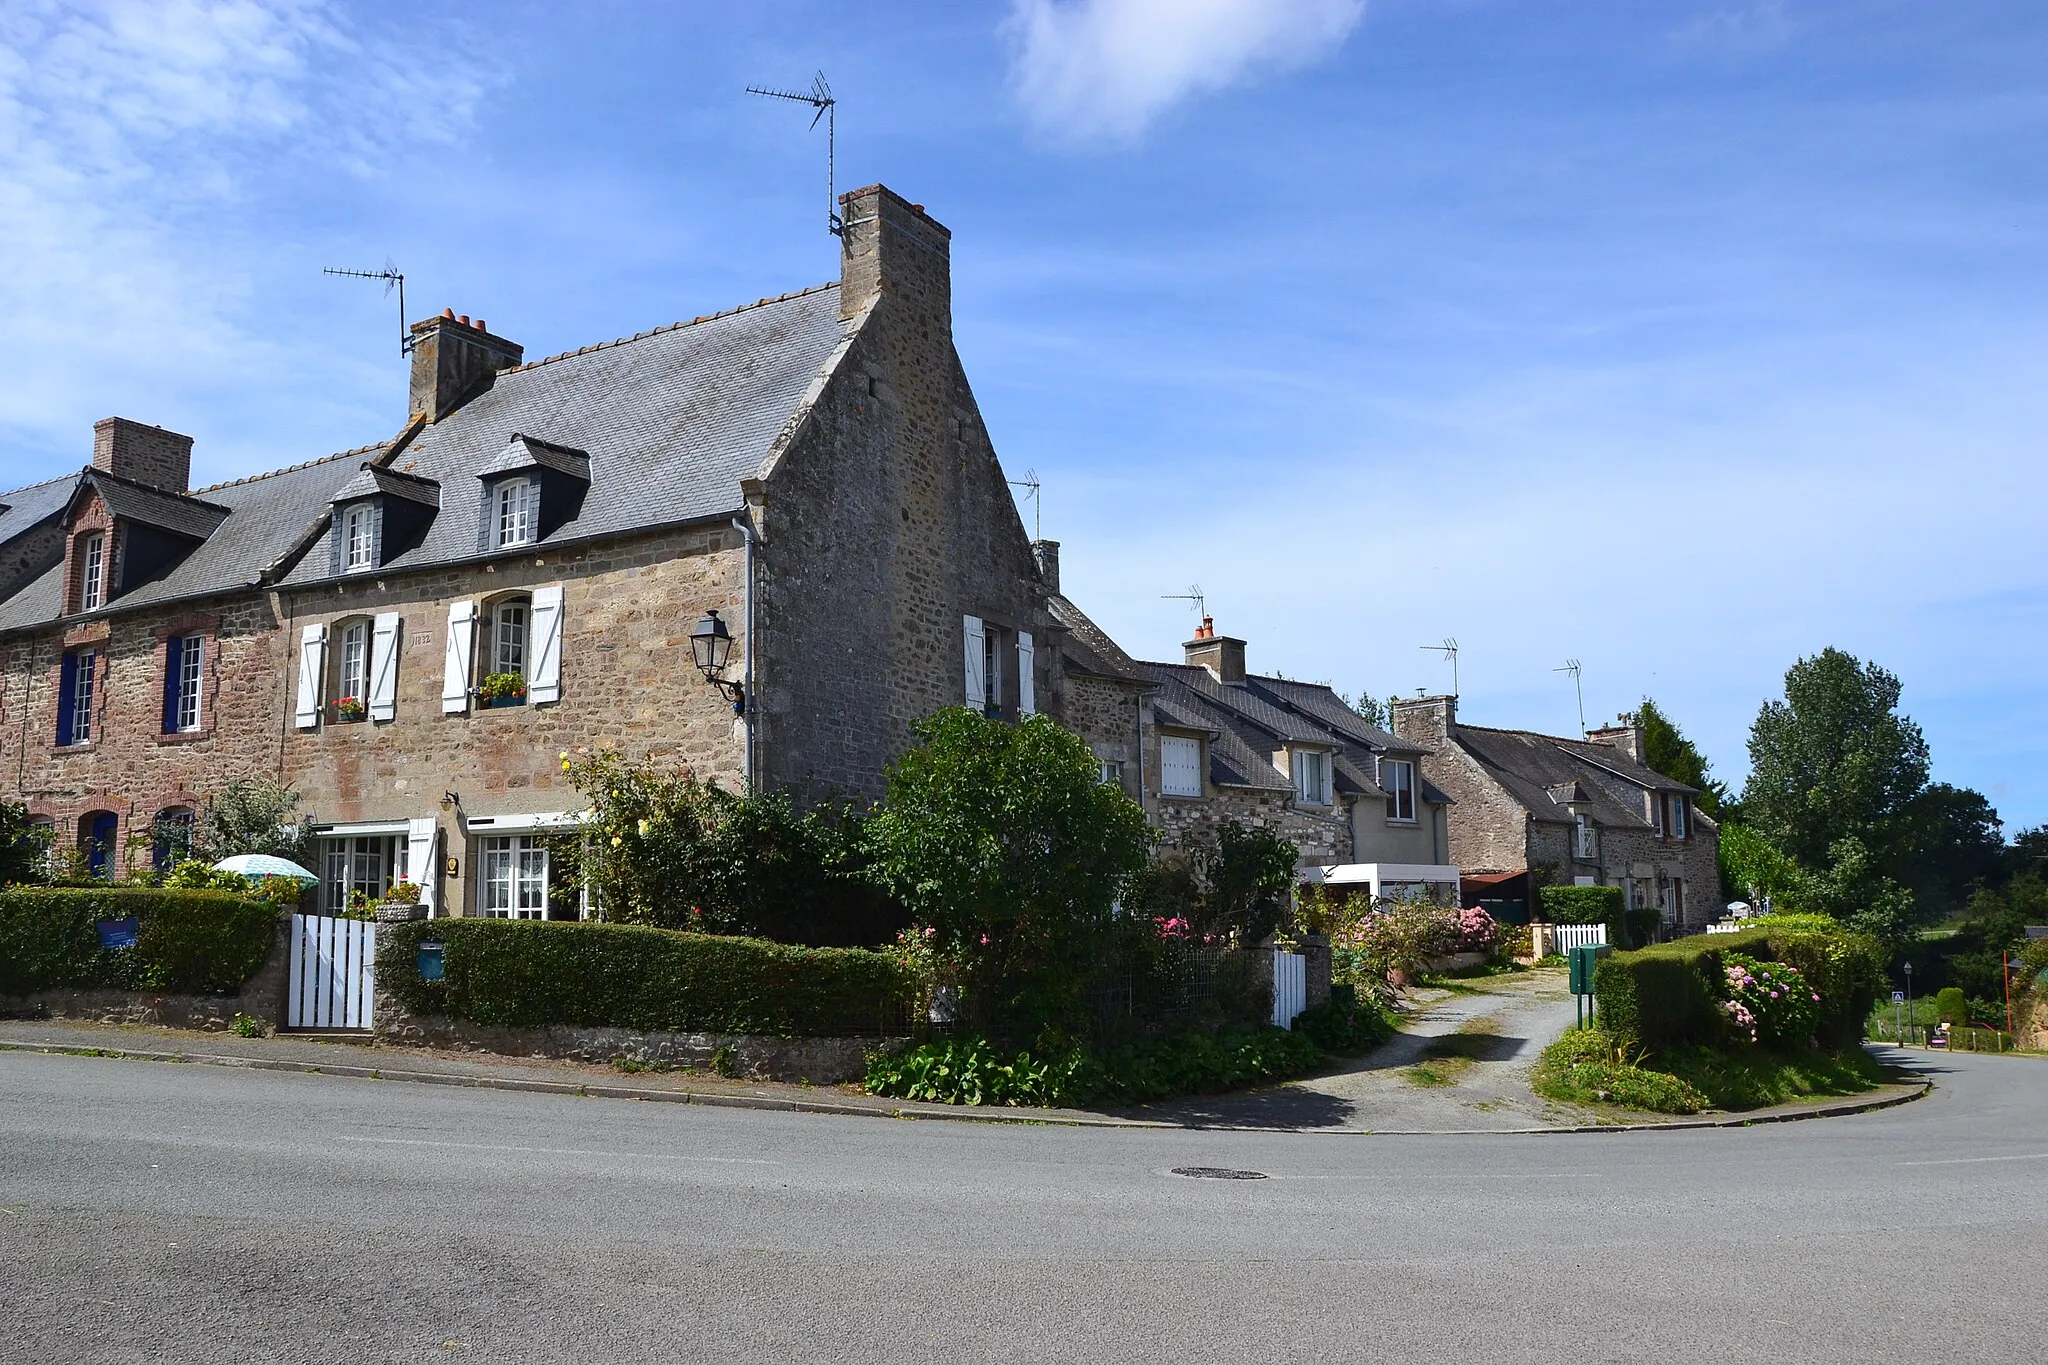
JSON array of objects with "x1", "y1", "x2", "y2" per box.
[
  {"x1": 1593, "y1": 925, "x2": 1886, "y2": 1050},
  {"x1": 379, "y1": 918, "x2": 915, "y2": 1038},
  {"x1": 0, "y1": 887, "x2": 277, "y2": 996},
  {"x1": 1539, "y1": 884, "x2": 1658, "y2": 948}
]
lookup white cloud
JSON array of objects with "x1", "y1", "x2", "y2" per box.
[
  {"x1": 1005, "y1": 0, "x2": 1365, "y2": 143},
  {"x1": 0, "y1": 1, "x2": 496, "y2": 468},
  {"x1": 1672, "y1": 1, "x2": 1794, "y2": 52}
]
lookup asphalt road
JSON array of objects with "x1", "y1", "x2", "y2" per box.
[{"x1": 2, "y1": 1046, "x2": 2042, "y2": 1364}]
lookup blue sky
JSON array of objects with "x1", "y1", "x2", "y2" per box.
[{"x1": 3, "y1": 1, "x2": 2044, "y2": 825}]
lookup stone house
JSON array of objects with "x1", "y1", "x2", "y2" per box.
[
  {"x1": 0, "y1": 184, "x2": 1053, "y2": 919},
  {"x1": 1388, "y1": 695, "x2": 1720, "y2": 930},
  {"x1": 1039, "y1": 595, "x2": 1456, "y2": 888}
]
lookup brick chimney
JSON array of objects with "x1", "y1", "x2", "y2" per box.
[
  {"x1": 93, "y1": 418, "x2": 192, "y2": 493},
  {"x1": 1391, "y1": 694, "x2": 1457, "y2": 748},
  {"x1": 1031, "y1": 540, "x2": 1060, "y2": 594},
  {"x1": 838, "y1": 185, "x2": 951, "y2": 329},
  {"x1": 1585, "y1": 722, "x2": 1642, "y2": 761},
  {"x1": 408, "y1": 310, "x2": 523, "y2": 423},
  {"x1": 1185, "y1": 620, "x2": 1246, "y2": 685}
]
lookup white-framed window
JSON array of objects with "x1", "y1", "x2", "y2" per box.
[
  {"x1": 1161, "y1": 735, "x2": 1202, "y2": 798},
  {"x1": 492, "y1": 599, "x2": 528, "y2": 677},
  {"x1": 79, "y1": 532, "x2": 105, "y2": 611},
  {"x1": 1292, "y1": 749, "x2": 1331, "y2": 805},
  {"x1": 1670, "y1": 877, "x2": 1686, "y2": 923},
  {"x1": 481, "y1": 835, "x2": 548, "y2": 918},
  {"x1": 1575, "y1": 813, "x2": 1598, "y2": 860},
  {"x1": 982, "y1": 626, "x2": 1002, "y2": 714},
  {"x1": 63, "y1": 648, "x2": 96, "y2": 745},
  {"x1": 496, "y1": 477, "x2": 536, "y2": 549},
  {"x1": 174, "y1": 633, "x2": 203, "y2": 732},
  {"x1": 320, "y1": 835, "x2": 407, "y2": 915},
  {"x1": 1384, "y1": 758, "x2": 1416, "y2": 822},
  {"x1": 343, "y1": 502, "x2": 376, "y2": 572},
  {"x1": 337, "y1": 619, "x2": 369, "y2": 706},
  {"x1": 1668, "y1": 795, "x2": 1688, "y2": 840},
  {"x1": 1098, "y1": 760, "x2": 1123, "y2": 787}
]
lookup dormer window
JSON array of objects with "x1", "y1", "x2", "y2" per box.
[
  {"x1": 1292, "y1": 749, "x2": 1331, "y2": 805},
  {"x1": 79, "y1": 533, "x2": 105, "y2": 610},
  {"x1": 342, "y1": 503, "x2": 377, "y2": 572},
  {"x1": 496, "y1": 476, "x2": 537, "y2": 548}
]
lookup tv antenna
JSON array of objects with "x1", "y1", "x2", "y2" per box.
[
  {"x1": 323, "y1": 257, "x2": 409, "y2": 356},
  {"x1": 1556, "y1": 658, "x2": 1586, "y2": 736},
  {"x1": 1163, "y1": 584, "x2": 1206, "y2": 617},
  {"x1": 747, "y1": 72, "x2": 841, "y2": 236},
  {"x1": 1420, "y1": 637, "x2": 1459, "y2": 696},
  {"x1": 1008, "y1": 469, "x2": 1042, "y2": 540}
]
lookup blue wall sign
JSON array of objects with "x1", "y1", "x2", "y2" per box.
[{"x1": 97, "y1": 917, "x2": 139, "y2": 950}]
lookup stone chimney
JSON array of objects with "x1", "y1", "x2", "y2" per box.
[
  {"x1": 93, "y1": 418, "x2": 192, "y2": 493},
  {"x1": 838, "y1": 185, "x2": 952, "y2": 329},
  {"x1": 1184, "y1": 620, "x2": 1247, "y2": 685},
  {"x1": 1585, "y1": 722, "x2": 1642, "y2": 761},
  {"x1": 409, "y1": 310, "x2": 523, "y2": 423},
  {"x1": 1391, "y1": 694, "x2": 1458, "y2": 748},
  {"x1": 1031, "y1": 540, "x2": 1060, "y2": 594}
]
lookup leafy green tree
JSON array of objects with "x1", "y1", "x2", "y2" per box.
[
  {"x1": 1352, "y1": 692, "x2": 1390, "y2": 730},
  {"x1": 863, "y1": 708, "x2": 1154, "y2": 1041},
  {"x1": 1630, "y1": 699, "x2": 1730, "y2": 817},
  {"x1": 1202, "y1": 821, "x2": 1300, "y2": 945},
  {"x1": 1900, "y1": 783, "x2": 2005, "y2": 913},
  {"x1": 1743, "y1": 649, "x2": 1929, "y2": 872},
  {"x1": 0, "y1": 800, "x2": 48, "y2": 887},
  {"x1": 190, "y1": 779, "x2": 315, "y2": 868}
]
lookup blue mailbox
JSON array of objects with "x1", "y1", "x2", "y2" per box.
[{"x1": 417, "y1": 941, "x2": 445, "y2": 982}]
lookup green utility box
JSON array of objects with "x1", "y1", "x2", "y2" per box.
[{"x1": 1568, "y1": 943, "x2": 1611, "y2": 996}]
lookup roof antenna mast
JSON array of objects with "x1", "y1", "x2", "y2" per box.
[
  {"x1": 1163, "y1": 584, "x2": 1206, "y2": 618},
  {"x1": 1556, "y1": 658, "x2": 1586, "y2": 736},
  {"x1": 1420, "y1": 637, "x2": 1459, "y2": 697},
  {"x1": 1008, "y1": 469, "x2": 1042, "y2": 540},
  {"x1": 323, "y1": 257, "x2": 409, "y2": 356},
  {"x1": 747, "y1": 72, "x2": 841, "y2": 236}
]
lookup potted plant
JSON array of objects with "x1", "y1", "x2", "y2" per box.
[
  {"x1": 478, "y1": 672, "x2": 527, "y2": 708},
  {"x1": 374, "y1": 877, "x2": 426, "y2": 923},
  {"x1": 333, "y1": 696, "x2": 367, "y2": 723}
]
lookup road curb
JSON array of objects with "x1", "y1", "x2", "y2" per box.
[{"x1": 0, "y1": 1037, "x2": 1929, "y2": 1135}]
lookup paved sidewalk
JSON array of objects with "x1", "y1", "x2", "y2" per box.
[{"x1": 0, "y1": 996, "x2": 1927, "y2": 1134}]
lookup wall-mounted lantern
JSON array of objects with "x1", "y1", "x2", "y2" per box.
[{"x1": 689, "y1": 608, "x2": 745, "y2": 715}]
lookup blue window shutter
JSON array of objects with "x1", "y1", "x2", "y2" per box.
[
  {"x1": 57, "y1": 653, "x2": 76, "y2": 745},
  {"x1": 162, "y1": 636, "x2": 184, "y2": 733}
]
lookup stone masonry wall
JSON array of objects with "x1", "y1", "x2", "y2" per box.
[
  {"x1": 1390, "y1": 697, "x2": 1529, "y2": 875},
  {"x1": 753, "y1": 186, "x2": 1048, "y2": 803},
  {"x1": 1053, "y1": 671, "x2": 1147, "y2": 807}
]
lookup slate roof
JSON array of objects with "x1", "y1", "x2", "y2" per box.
[
  {"x1": 78, "y1": 471, "x2": 231, "y2": 542},
  {"x1": 477, "y1": 434, "x2": 592, "y2": 482},
  {"x1": 0, "y1": 282, "x2": 850, "y2": 631},
  {"x1": 1450, "y1": 724, "x2": 1693, "y2": 830},
  {"x1": 1048, "y1": 593, "x2": 1148, "y2": 685},
  {"x1": 331, "y1": 464, "x2": 442, "y2": 508}
]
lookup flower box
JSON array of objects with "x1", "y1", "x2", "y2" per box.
[{"x1": 483, "y1": 694, "x2": 526, "y2": 710}]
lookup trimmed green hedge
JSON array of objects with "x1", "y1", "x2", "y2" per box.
[
  {"x1": 1593, "y1": 926, "x2": 1888, "y2": 1049},
  {"x1": 380, "y1": 918, "x2": 916, "y2": 1038},
  {"x1": 1539, "y1": 884, "x2": 1659, "y2": 950},
  {"x1": 0, "y1": 887, "x2": 279, "y2": 996}
]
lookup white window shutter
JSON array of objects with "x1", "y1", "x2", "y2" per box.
[
  {"x1": 295, "y1": 623, "x2": 326, "y2": 730},
  {"x1": 369, "y1": 612, "x2": 401, "y2": 721},
  {"x1": 405, "y1": 817, "x2": 440, "y2": 916},
  {"x1": 1016, "y1": 631, "x2": 1035, "y2": 716},
  {"x1": 529, "y1": 584, "x2": 564, "y2": 704},
  {"x1": 963, "y1": 615, "x2": 985, "y2": 708},
  {"x1": 443, "y1": 600, "x2": 477, "y2": 713}
]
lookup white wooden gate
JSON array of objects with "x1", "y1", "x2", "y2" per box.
[
  {"x1": 1272, "y1": 950, "x2": 1307, "y2": 1028},
  {"x1": 1551, "y1": 923, "x2": 1608, "y2": 953},
  {"x1": 287, "y1": 914, "x2": 376, "y2": 1031}
]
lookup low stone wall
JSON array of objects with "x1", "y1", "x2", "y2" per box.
[
  {"x1": 0, "y1": 915, "x2": 292, "y2": 1033},
  {"x1": 373, "y1": 1012, "x2": 885, "y2": 1084}
]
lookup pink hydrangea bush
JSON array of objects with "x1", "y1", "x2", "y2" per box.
[
  {"x1": 1717, "y1": 952, "x2": 1820, "y2": 1048},
  {"x1": 1456, "y1": 906, "x2": 1500, "y2": 955}
]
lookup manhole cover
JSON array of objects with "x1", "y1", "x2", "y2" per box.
[{"x1": 1170, "y1": 1166, "x2": 1268, "y2": 1181}]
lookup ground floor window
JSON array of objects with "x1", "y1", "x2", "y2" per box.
[
  {"x1": 320, "y1": 835, "x2": 408, "y2": 916},
  {"x1": 480, "y1": 835, "x2": 550, "y2": 918}
]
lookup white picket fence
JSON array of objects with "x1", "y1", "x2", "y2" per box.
[
  {"x1": 1549, "y1": 923, "x2": 1608, "y2": 953},
  {"x1": 287, "y1": 913, "x2": 376, "y2": 1031},
  {"x1": 1272, "y1": 950, "x2": 1307, "y2": 1028}
]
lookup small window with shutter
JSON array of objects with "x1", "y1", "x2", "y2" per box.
[{"x1": 1161, "y1": 735, "x2": 1202, "y2": 798}]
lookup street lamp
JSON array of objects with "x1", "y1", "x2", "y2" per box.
[{"x1": 689, "y1": 609, "x2": 744, "y2": 715}]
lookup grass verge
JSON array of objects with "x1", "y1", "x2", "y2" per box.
[{"x1": 1532, "y1": 1027, "x2": 1887, "y2": 1115}]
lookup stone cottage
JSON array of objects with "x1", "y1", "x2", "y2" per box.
[
  {"x1": 0, "y1": 184, "x2": 1052, "y2": 919},
  {"x1": 1388, "y1": 695, "x2": 1720, "y2": 930}
]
